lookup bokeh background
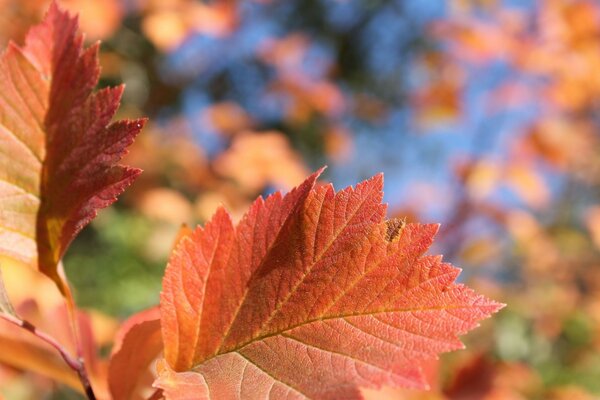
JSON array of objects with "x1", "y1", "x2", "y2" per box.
[{"x1": 2, "y1": 0, "x2": 600, "y2": 399}]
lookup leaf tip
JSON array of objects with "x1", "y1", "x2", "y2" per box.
[
  {"x1": 490, "y1": 300, "x2": 507, "y2": 314},
  {"x1": 363, "y1": 172, "x2": 384, "y2": 188},
  {"x1": 47, "y1": 0, "x2": 61, "y2": 14},
  {"x1": 308, "y1": 165, "x2": 327, "y2": 185},
  {"x1": 125, "y1": 166, "x2": 143, "y2": 182},
  {"x1": 46, "y1": 0, "x2": 77, "y2": 26},
  {"x1": 213, "y1": 204, "x2": 233, "y2": 222},
  {"x1": 423, "y1": 223, "x2": 441, "y2": 238}
]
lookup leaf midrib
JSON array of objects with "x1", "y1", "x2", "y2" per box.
[
  {"x1": 196, "y1": 297, "x2": 487, "y2": 369},
  {"x1": 191, "y1": 301, "x2": 488, "y2": 397},
  {"x1": 250, "y1": 182, "x2": 379, "y2": 342},
  {"x1": 215, "y1": 191, "x2": 308, "y2": 353}
]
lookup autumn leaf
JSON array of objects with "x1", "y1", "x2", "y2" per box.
[
  {"x1": 108, "y1": 307, "x2": 162, "y2": 400},
  {"x1": 0, "y1": 2, "x2": 144, "y2": 294},
  {"x1": 155, "y1": 169, "x2": 503, "y2": 399}
]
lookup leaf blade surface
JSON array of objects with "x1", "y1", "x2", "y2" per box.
[
  {"x1": 157, "y1": 172, "x2": 504, "y2": 399},
  {"x1": 0, "y1": 2, "x2": 144, "y2": 291}
]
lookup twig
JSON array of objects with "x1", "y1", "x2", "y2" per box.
[{"x1": 0, "y1": 312, "x2": 96, "y2": 399}]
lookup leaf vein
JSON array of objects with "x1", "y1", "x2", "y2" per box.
[
  {"x1": 234, "y1": 351, "x2": 308, "y2": 399},
  {"x1": 257, "y1": 182, "x2": 378, "y2": 337}
]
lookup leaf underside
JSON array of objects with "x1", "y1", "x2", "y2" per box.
[
  {"x1": 156, "y1": 169, "x2": 504, "y2": 399},
  {"x1": 0, "y1": 1, "x2": 144, "y2": 293},
  {"x1": 109, "y1": 307, "x2": 163, "y2": 400}
]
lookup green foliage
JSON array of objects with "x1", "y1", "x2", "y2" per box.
[{"x1": 65, "y1": 208, "x2": 166, "y2": 317}]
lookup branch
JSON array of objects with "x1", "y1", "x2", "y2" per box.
[{"x1": 0, "y1": 312, "x2": 96, "y2": 399}]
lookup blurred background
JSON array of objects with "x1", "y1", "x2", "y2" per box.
[{"x1": 2, "y1": 0, "x2": 600, "y2": 399}]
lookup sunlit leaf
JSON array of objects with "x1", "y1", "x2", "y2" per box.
[
  {"x1": 155, "y1": 170, "x2": 503, "y2": 399},
  {"x1": 0, "y1": 2, "x2": 144, "y2": 294}
]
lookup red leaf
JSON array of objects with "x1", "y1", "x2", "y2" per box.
[
  {"x1": 156, "y1": 170, "x2": 503, "y2": 399},
  {"x1": 0, "y1": 1, "x2": 144, "y2": 293},
  {"x1": 109, "y1": 307, "x2": 162, "y2": 400}
]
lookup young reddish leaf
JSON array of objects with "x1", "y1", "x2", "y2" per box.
[
  {"x1": 156, "y1": 171, "x2": 504, "y2": 399},
  {"x1": 0, "y1": 1, "x2": 144, "y2": 293},
  {"x1": 109, "y1": 307, "x2": 162, "y2": 400}
]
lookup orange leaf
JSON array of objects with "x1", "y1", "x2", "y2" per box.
[
  {"x1": 109, "y1": 307, "x2": 162, "y2": 400},
  {"x1": 156, "y1": 170, "x2": 503, "y2": 398}
]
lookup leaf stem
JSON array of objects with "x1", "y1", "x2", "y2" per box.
[
  {"x1": 60, "y1": 267, "x2": 97, "y2": 400},
  {"x1": 0, "y1": 312, "x2": 96, "y2": 399}
]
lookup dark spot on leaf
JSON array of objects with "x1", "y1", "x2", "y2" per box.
[{"x1": 385, "y1": 218, "x2": 406, "y2": 242}]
